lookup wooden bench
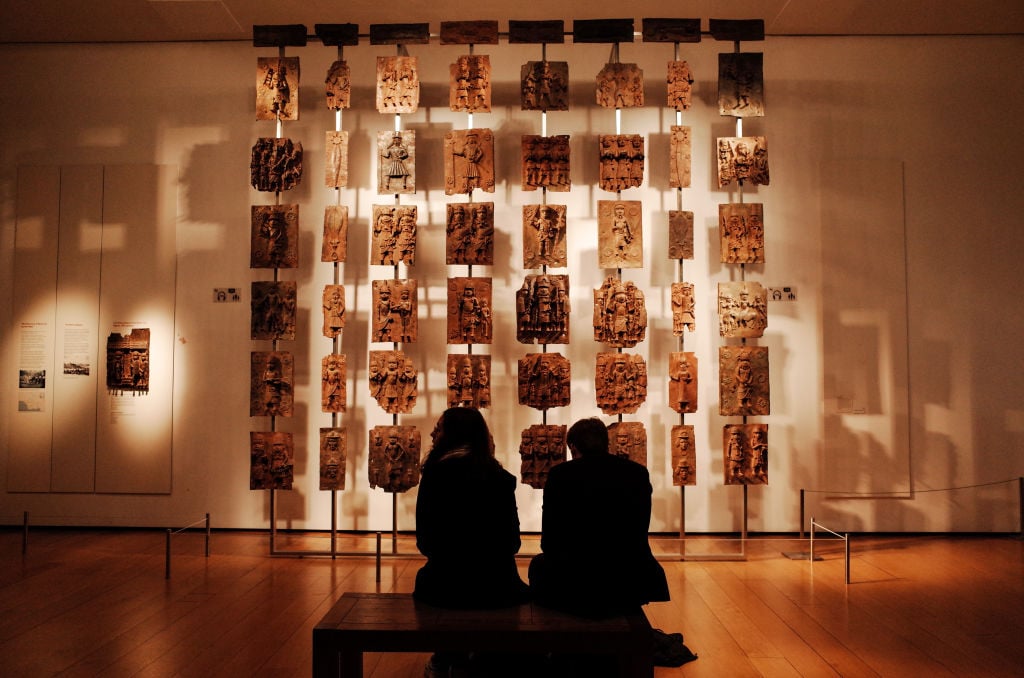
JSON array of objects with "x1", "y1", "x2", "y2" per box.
[{"x1": 312, "y1": 592, "x2": 653, "y2": 677}]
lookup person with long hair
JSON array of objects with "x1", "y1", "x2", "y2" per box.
[
  {"x1": 415, "y1": 407, "x2": 529, "y2": 677},
  {"x1": 414, "y1": 406, "x2": 529, "y2": 608}
]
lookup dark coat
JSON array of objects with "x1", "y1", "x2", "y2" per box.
[
  {"x1": 530, "y1": 452, "x2": 669, "y2": 616},
  {"x1": 413, "y1": 451, "x2": 529, "y2": 608}
]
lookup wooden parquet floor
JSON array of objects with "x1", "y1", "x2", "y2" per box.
[{"x1": 0, "y1": 529, "x2": 1021, "y2": 677}]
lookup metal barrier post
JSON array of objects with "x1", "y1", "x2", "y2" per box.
[
  {"x1": 809, "y1": 516, "x2": 815, "y2": 563},
  {"x1": 375, "y1": 532, "x2": 382, "y2": 584},
  {"x1": 845, "y1": 533, "x2": 851, "y2": 585},
  {"x1": 1018, "y1": 477, "x2": 1023, "y2": 538},
  {"x1": 165, "y1": 529, "x2": 172, "y2": 579},
  {"x1": 205, "y1": 513, "x2": 211, "y2": 557},
  {"x1": 799, "y1": 489, "x2": 805, "y2": 539}
]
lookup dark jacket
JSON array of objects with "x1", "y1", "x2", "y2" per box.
[
  {"x1": 414, "y1": 450, "x2": 529, "y2": 608},
  {"x1": 530, "y1": 452, "x2": 669, "y2": 616}
]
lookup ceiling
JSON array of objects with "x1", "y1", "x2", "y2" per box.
[{"x1": 2, "y1": 0, "x2": 1023, "y2": 44}]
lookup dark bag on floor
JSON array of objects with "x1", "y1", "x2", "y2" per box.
[{"x1": 652, "y1": 628, "x2": 698, "y2": 667}]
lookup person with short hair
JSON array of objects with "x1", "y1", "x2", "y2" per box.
[{"x1": 529, "y1": 417, "x2": 669, "y2": 617}]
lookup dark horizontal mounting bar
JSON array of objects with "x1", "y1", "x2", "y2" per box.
[
  {"x1": 440, "y1": 20, "x2": 500, "y2": 45},
  {"x1": 314, "y1": 23, "x2": 359, "y2": 46},
  {"x1": 508, "y1": 20, "x2": 565, "y2": 44},
  {"x1": 572, "y1": 18, "x2": 635, "y2": 43},
  {"x1": 369, "y1": 23, "x2": 431, "y2": 45},
  {"x1": 252, "y1": 24, "x2": 307, "y2": 47},
  {"x1": 709, "y1": 18, "x2": 765, "y2": 42},
  {"x1": 642, "y1": 18, "x2": 702, "y2": 43}
]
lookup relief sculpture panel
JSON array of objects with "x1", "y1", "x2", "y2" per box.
[
  {"x1": 256, "y1": 56, "x2": 299, "y2": 121},
  {"x1": 718, "y1": 281, "x2": 767, "y2": 338},
  {"x1": 598, "y1": 200, "x2": 643, "y2": 268},
  {"x1": 450, "y1": 55, "x2": 491, "y2": 113},
  {"x1": 324, "y1": 131, "x2": 348, "y2": 188},
  {"x1": 596, "y1": 352, "x2": 647, "y2": 415},
  {"x1": 319, "y1": 428, "x2": 347, "y2": 491},
  {"x1": 667, "y1": 60, "x2": 694, "y2": 111},
  {"x1": 250, "y1": 431, "x2": 293, "y2": 490},
  {"x1": 377, "y1": 56, "x2": 419, "y2": 114},
  {"x1": 516, "y1": 274, "x2": 570, "y2": 345},
  {"x1": 522, "y1": 135, "x2": 571, "y2": 192},
  {"x1": 668, "y1": 351, "x2": 698, "y2": 414},
  {"x1": 368, "y1": 426, "x2": 421, "y2": 493},
  {"x1": 105, "y1": 328, "x2": 150, "y2": 395},
  {"x1": 372, "y1": 279, "x2": 417, "y2": 344},
  {"x1": 608, "y1": 421, "x2": 647, "y2": 466},
  {"x1": 250, "y1": 351, "x2": 293, "y2": 417},
  {"x1": 718, "y1": 52, "x2": 764, "y2": 118},
  {"x1": 368, "y1": 350, "x2": 417, "y2": 414},
  {"x1": 377, "y1": 131, "x2": 415, "y2": 194},
  {"x1": 444, "y1": 129, "x2": 495, "y2": 195},
  {"x1": 446, "y1": 354, "x2": 491, "y2": 409},
  {"x1": 321, "y1": 205, "x2": 348, "y2": 263},
  {"x1": 321, "y1": 354, "x2": 347, "y2": 413},
  {"x1": 593, "y1": 277, "x2": 647, "y2": 347},
  {"x1": 669, "y1": 126, "x2": 691, "y2": 188},
  {"x1": 447, "y1": 277, "x2": 492, "y2": 345},
  {"x1": 671, "y1": 282, "x2": 696, "y2": 335},
  {"x1": 250, "y1": 204, "x2": 298, "y2": 269},
  {"x1": 518, "y1": 353, "x2": 571, "y2": 410},
  {"x1": 322, "y1": 284, "x2": 345, "y2": 339},
  {"x1": 599, "y1": 135, "x2": 644, "y2": 192},
  {"x1": 523, "y1": 204, "x2": 567, "y2": 268},
  {"x1": 719, "y1": 202, "x2": 765, "y2": 264},
  {"x1": 596, "y1": 63, "x2": 644, "y2": 108},
  {"x1": 250, "y1": 138, "x2": 303, "y2": 192},
  {"x1": 671, "y1": 425, "x2": 696, "y2": 486},
  {"x1": 252, "y1": 281, "x2": 296, "y2": 341},
  {"x1": 521, "y1": 60, "x2": 568, "y2": 111},
  {"x1": 723, "y1": 424, "x2": 768, "y2": 485},
  {"x1": 446, "y1": 203, "x2": 494, "y2": 266},
  {"x1": 719, "y1": 346, "x2": 770, "y2": 416},
  {"x1": 371, "y1": 204, "x2": 418, "y2": 266},
  {"x1": 519, "y1": 424, "x2": 567, "y2": 489},
  {"x1": 325, "y1": 59, "x2": 351, "y2": 110},
  {"x1": 717, "y1": 136, "x2": 769, "y2": 188},
  {"x1": 668, "y1": 211, "x2": 694, "y2": 260}
]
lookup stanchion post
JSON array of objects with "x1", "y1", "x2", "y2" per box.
[
  {"x1": 809, "y1": 516, "x2": 815, "y2": 563},
  {"x1": 375, "y1": 532, "x2": 382, "y2": 584},
  {"x1": 205, "y1": 513, "x2": 211, "y2": 558},
  {"x1": 22, "y1": 510, "x2": 28, "y2": 555},
  {"x1": 165, "y1": 529, "x2": 172, "y2": 579},
  {"x1": 1018, "y1": 477, "x2": 1023, "y2": 539},
  {"x1": 679, "y1": 486, "x2": 686, "y2": 540},
  {"x1": 799, "y1": 489, "x2": 805, "y2": 539},
  {"x1": 742, "y1": 485, "x2": 748, "y2": 541},
  {"x1": 331, "y1": 492, "x2": 338, "y2": 560},
  {"x1": 844, "y1": 533, "x2": 850, "y2": 585},
  {"x1": 392, "y1": 493, "x2": 398, "y2": 555}
]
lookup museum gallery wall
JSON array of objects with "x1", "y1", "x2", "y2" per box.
[{"x1": 2, "y1": 22, "x2": 1022, "y2": 532}]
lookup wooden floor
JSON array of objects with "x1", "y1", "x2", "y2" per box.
[{"x1": 0, "y1": 529, "x2": 1021, "y2": 677}]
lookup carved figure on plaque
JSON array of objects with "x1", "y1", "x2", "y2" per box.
[
  {"x1": 321, "y1": 354, "x2": 347, "y2": 413},
  {"x1": 371, "y1": 204, "x2": 417, "y2": 266},
  {"x1": 106, "y1": 327, "x2": 150, "y2": 394},
  {"x1": 598, "y1": 200, "x2": 643, "y2": 268},
  {"x1": 723, "y1": 424, "x2": 768, "y2": 485},
  {"x1": 609, "y1": 421, "x2": 647, "y2": 466},
  {"x1": 523, "y1": 204, "x2": 567, "y2": 268},
  {"x1": 368, "y1": 425, "x2": 421, "y2": 493},
  {"x1": 446, "y1": 202, "x2": 494, "y2": 266},
  {"x1": 319, "y1": 428, "x2": 346, "y2": 491},
  {"x1": 718, "y1": 281, "x2": 767, "y2": 338},
  {"x1": 519, "y1": 425, "x2": 567, "y2": 489},
  {"x1": 671, "y1": 425, "x2": 696, "y2": 486},
  {"x1": 599, "y1": 134, "x2": 644, "y2": 192},
  {"x1": 322, "y1": 284, "x2": 346, "y2": 338},
  {"x1": 250, "y1": 351, "x2": 293, "y2": 417},
  {"x1": 670, "y1": 126, "x2": 692, "y2": 188},
  {"x1": 596, "y1": 352, "x2": 647, "y2": 415},
  {"x1": 594, "y1": 277, "x2": 647, "y2": 347},
  {"x1": 368, "y1": 350, "x2": 417, "y2": 414},
  {"x1": 446, "y1": 354, "x2": 491, "y2": 409},
  {"x1": 671, "y1": 282, "x2": 696, "y2": 335},
  {"x1": 250, "y1": 138, "x2": 302, "y2": 192},
  {"x1": 250, "y1": 431, "x2": 293, "y2": 490},
  {"x1": 596, "y1": 62, "x2": 644, "y2": 108},
  {"x1": 447, "y1": 277, "x2": 492, "y2": 345},
  {"x1": 717, "y1": 136, "x2": 769, "y2": 188},
  {"x1": 669, "y1": 352, "x2": 698, "y2": 414},
  {"x1": 668, "y1": 210, "x2": 695, "y2": 260},
  {"x1": 667, "y1": 60, "x2": 694, "y2": 111},
  {"x1": 518, "y1": 352, "x2": 571, "y2": 410},
  {"x1": 719, "y1": 346, "x2": 770, "y2": 416},
  {"x1": 256, "y1": 56, "x2": 298, "y2": 121},
  {"x1": 251, "y1": 281, "x2": 296, "y2": 341},
  {"x1": 719, "y1": 203, "x2": 765, "y2": 264},
  {"x1": 251, "y1": 204, "x2": 298, "y2": 269},
  {"x1": 522, "y1": 135, "x2": 571, "y2": 192},
  {"x1": 516, "y1": 274, "x2": 570, "y2": 345},
  {"x1": 445, "y1": 129, "x2": 494, "y2": 195},
  {"x1": 372, "y1": 279, "x2": 417, "y2": 344},
  {"x1": 719, "y1": 53, "x2": 764, "y2": 118},
  {"x1": 521, "y1": 60, "x2": 569, "y2": 111},
  {"x1": 321, "y1": 205, "x2": 348, "y2": 263},
  {"x1": 450, "y1": 55, "x2": 491, "y2": 113},
  {"x1": 378, "y1": 131, "x2": 415, "y2": 194},
  {"x1": 325, "y1": 131, "x2": 349, "y2": 188},
  {"x1": 325, "y1": 60, "x2": 351, "y2": 110},
  {"x1": 377, "y1": 56, "x2": 419, "y2": 114}
]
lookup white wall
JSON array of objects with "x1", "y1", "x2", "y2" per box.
[{"x1": 1, "y1": 34, "x2": 1021, "y2": 532}]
